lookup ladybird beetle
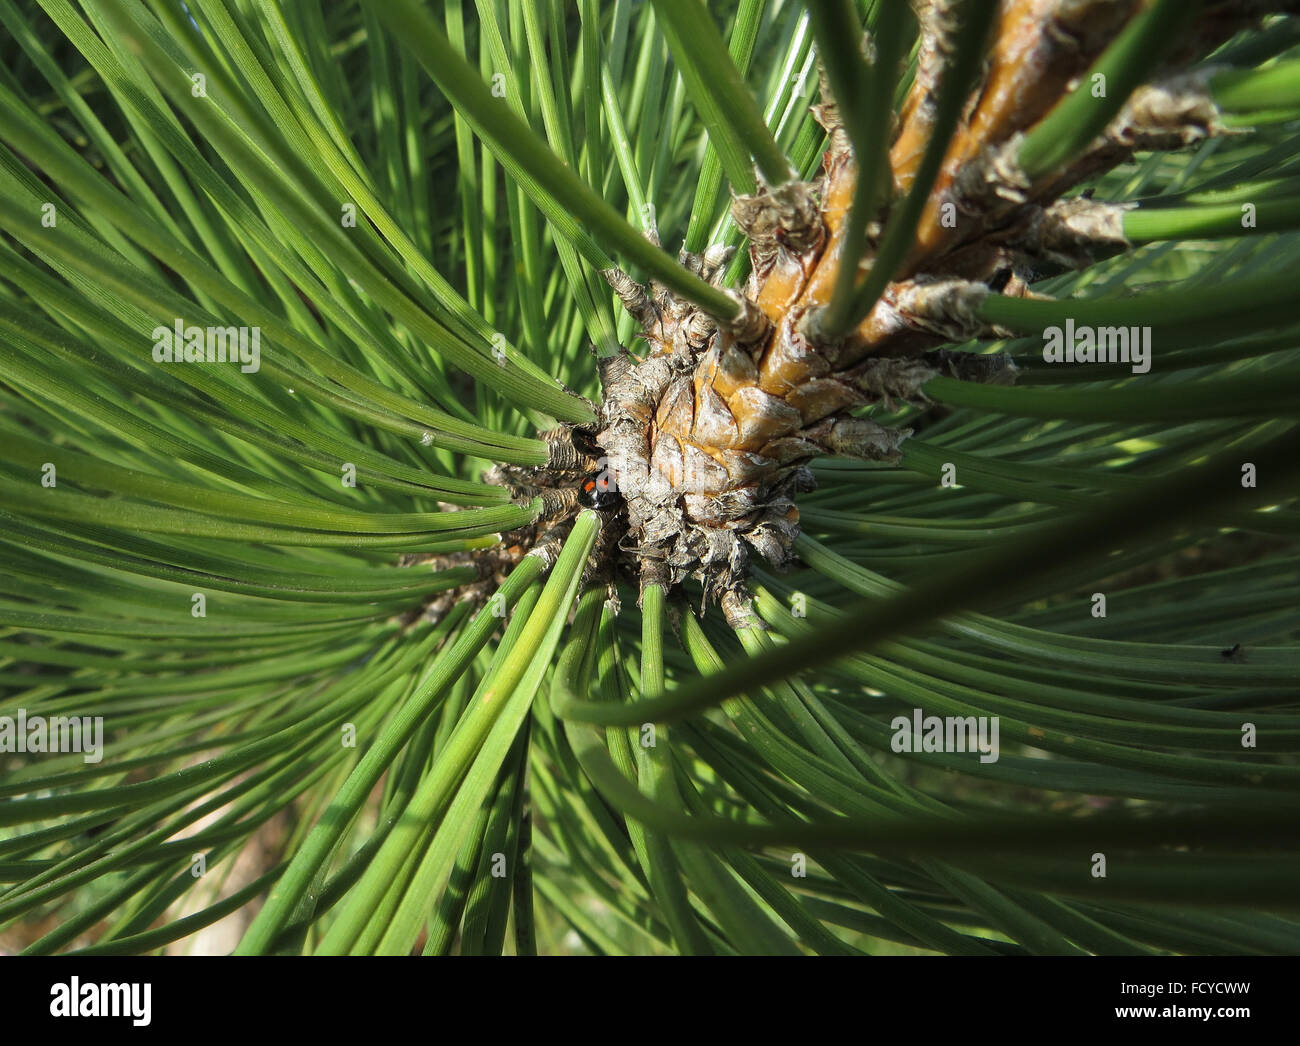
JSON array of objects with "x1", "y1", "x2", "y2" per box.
[{"x1": 578, "y1": 470, "x2": 620, "y2": 511}]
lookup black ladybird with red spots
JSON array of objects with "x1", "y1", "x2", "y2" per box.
[{"x1": 578, "y1": 471, "x2": 620, "y2": 511}]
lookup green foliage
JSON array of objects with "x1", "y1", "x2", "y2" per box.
[{"x1": 1, "y1": 0, "x2": 1298, "y2": 955}]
